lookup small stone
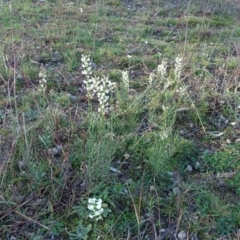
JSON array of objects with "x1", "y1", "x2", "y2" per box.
[
  {"x1": 109, "y1": 166, "x2": 122, "y2": 174},
  {"x1": 226, "y1": 139, "x2": 231, "y2": 144},
  {"x1": 186, "y1": 165, "x2": 193, "y2": 172},
  {"x1": 20, "y1": 171, "x2": 28, "y2": 177},
  {"x1": 18, "y1": 160, "x2": 27, "y2": 169},
  {"x1": 178, "y1": 230, "x2": 187, "y2": 240},
  {"x1": 230, "y1": 122, "x2": 239, "y2": 128},
  {"x1": 194, "y1": 162, "x2": 201, "y2": 169},
  {"x1": 48, "y1": 145, "x2": 62, "y2": 156},
  {"x1": 189, "y1": 123, "x2": 194, "y2": 128},
  {"x1": 173, "y1": 187, "x2": 180, "y2": 196},
  {"x1": 179, "y1": 130, "x2": 185, "y2": 135}
]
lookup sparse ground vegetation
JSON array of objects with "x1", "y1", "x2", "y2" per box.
[{"x1": 1, "y1": 0, "x2": 240, "y2": 239}]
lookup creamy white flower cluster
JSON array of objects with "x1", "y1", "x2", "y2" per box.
[
  {"x1": 157, "y1": 58, "x2": 168, "y2": 80},
  {"x1": 148, "y1": 56, "x2": 183, "y2": 91},
  {"x1": 88, "y1": 198, "x2": 104, "y2": 220},
  {"x1": 96, "y1": 76, "x2": 115, "y2": 114},
  {"x1": 81, "y1": 55, "x2": 93, "y2": 98},
  {"x1": 174, "y1": 56, "x2": 183, "y2": 80},
  {"x1": 148, "y1": 58, "x2": 168, "y2": 85},
  {"x1": 38, "y1": 65, "x2": 47, "y2": 92},
  {"x1": 81, "y1": 55, "x2": 115, "y2": 114},
  {"x1": 121, "y1": 71, "x2": 129, "y2": 91}
]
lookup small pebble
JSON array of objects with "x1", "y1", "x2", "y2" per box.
[
  {"x1": 226, "y1": 139, "x2": 231, "y2": 144},
  {"x1": 178, "y1": 230, "x2": 187, "y2": 240},
  {"x1": 194, "y1": 161, "x2": 200, "y2": 169},
  {"x1": 230, "y1": 122, "x2": 239, "y2": 128},
  {"x1": 48, "y1": 145, "x2": 62, "y2": 156},
  {"x1": 109, "y1": 166, "x2": 122, "y2": 174},
  {"x1": 189, "y1": 123, "x2": 194, "y2": 128},
  {"x1": 173, "y1": 187, "x2": 181, "y2": 196},
  {"x1": 18, "y1": 160, "x2": 27, "y2": 169},
  {"x1": 179, "y1": 130, "x2": 185, "y2": 135},
  {"x1": 20, "y1": 171, "x2": 28, "y2": 177},
  {"x1": 186, "y1": 165, "x2": 193, "y2": 172}
]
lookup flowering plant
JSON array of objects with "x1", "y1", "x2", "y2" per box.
[
  {"x1": 87, "y1": 198, "x2": 104, "y2": 220},
  {"x1": 81, "y1": 55, "x2": 115, "y2": 114},
  {"x1": 38, "y1": 65, "x2": 47, "y2": 92},
  {"x1": 121, "y1": 71, "x2": 129, "y2": 91}
]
